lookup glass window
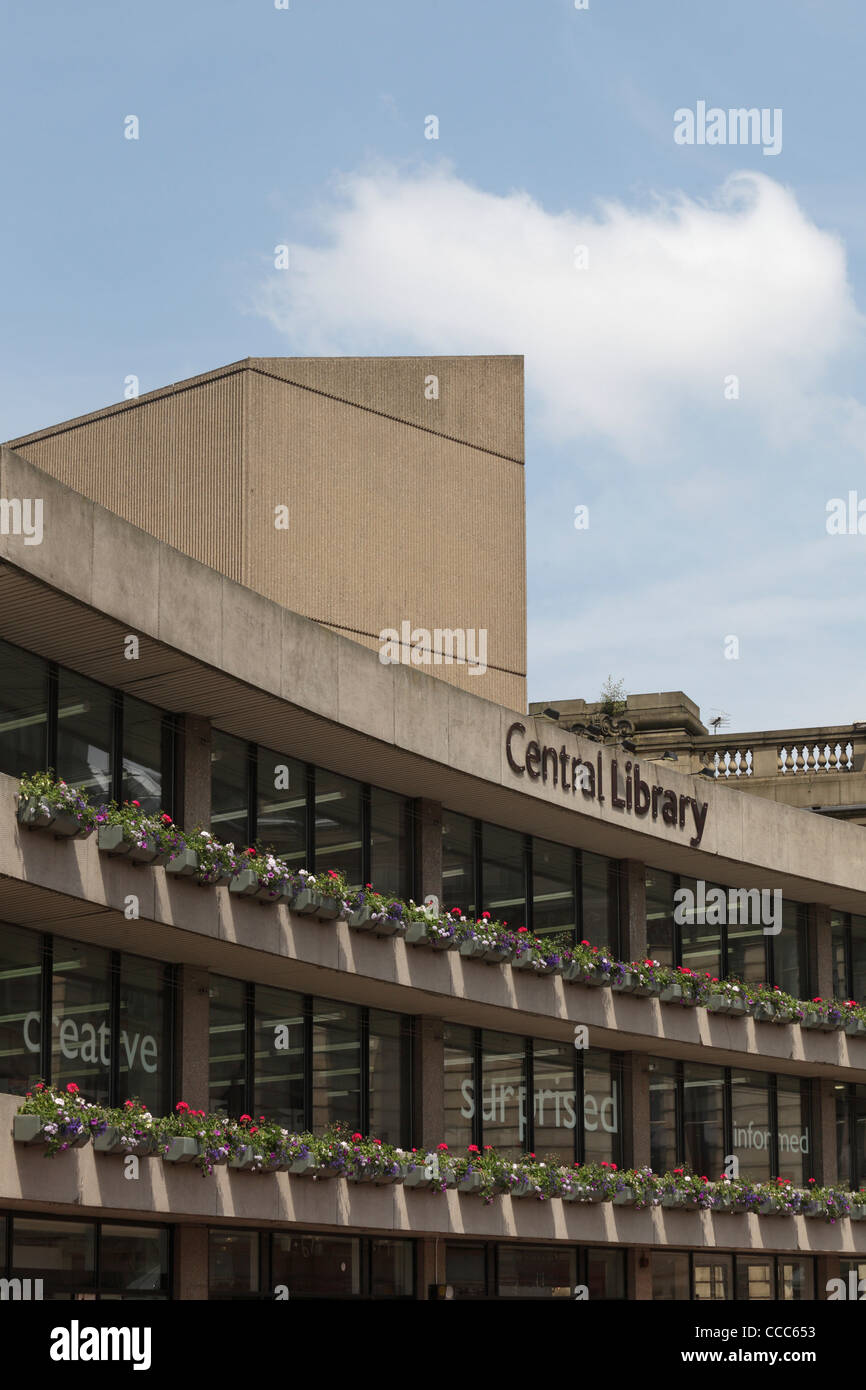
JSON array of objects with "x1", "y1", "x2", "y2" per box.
[
  {"x1": 649, "y1": 1059, "x2": 679, "y2": 1174},
  {"x1": 56, "y1": 669, "x2": 113, "y2": 801},
  {"x1": 100, "y1": 1225, "x2": 168, "y2": 1293},
  {"x1": 836, "y1": 1084, "x2": 853, "y2": 1189},
  {"x1": 369, "y1": 1010, "x2": 403, "y2": 1144},
  {"x1": 693, "y1": 1252, "x2": 733, "y2": 1300},
  {"x1": 726, "y1": 899, "x2": 766, "y2": 986},
  {"x1": 481, "y1": 824, "x2": 526, "y2": 930},
  {"x1": 257, "y1": 749, "x2": 306, "y2": 866},
  {"x1": 445, "y1": 1243, "x2": 487, "y2": 1299},
  {"x1": 777, "y1": 1076, "x2": 810, "y2": 1186},
  {"x1": 0, "y1": 640, "x2": 48, "y2": 779},
  {"x1": 731, "y1": 1070, "x2": 772, "y2": 1184},
  {"x1": 118, "y1": 956, "x2": 170, "y2": 1113},
  {"x1": 497, "y1": 1245, "x2": 576, "y2": 1298},
  {"x1": 680, "y1": 876, "x2": 722, "y2": 979},
  {"x1": 272, "y1": 1234, "x2": 359, "y2": 1299},
  {"x1": 441, "y1": 811, "x2": 475, "y2": 917},
  {"x1": 253, "y1": 986, "x2": 304, "y2": 1130},
  {"x1": 443, "y1": 1023, "x2": 474, "y2": 1150},
  {"x1": 586, "y1": 1248, "x2": 626, "y2": 1300},
  {"x1": 683, "y1": 1062, "x2": 725, "y2": 1179},
  {"x1": 481, "y1": 1030, "x2": 525, "y2": 1157},
  {"x1": 369, "y1": 787, "x2": 411, "y2": 898},
  {"x1": 121, "y1": 696, "x2": 164, "y2": 813},
  {"x1": 209, "y1": 976, "x2": 247, "y2": 1117},
  {"x1": 370, "y1": 1239, "x2": 414, "y2": 1298},
  {"x1": 774, "y1": 901, "x2": 806, "y2": 998},
  {"x1": 312, "y1": 1000, "x2": 361, "y2": 1131},
  {"x1": 533, "y1": 1038, "x2": 575, "y2": 1166},
  {"x1": 831, "y1": 914, "x2": 847, "y2": 1001},
  {"x1": 583, "y1": 1049, "x2": 620, "y2": 1166},
  {"x1": 12, "y1": 1219, "x2": 95, "y2": 1292},
  {"x1": 0, "y1": 922, "x2": 43, "y2": 1095},
  {"x1": 532, "y1": 838, "x2": 575, "y2": 938},
  {"x1": 211, "y1": 731, "x2": 249, "y2": 848},
  {"x1": 851, "y1": 915, "x2": 866, "y2": 1004},
  {"x1": 736, "y1": 1257, "x2": 774, "y2": 1300},
  {"x1": 314, "y1": 769, "x2": 362, "y2": 886},
  {"x1": 645, "y1": 867, "x2": 675, "y2": 967},
  {"x1": 51, "y1": 937, "x2": 111, "y2": 1105},
  {"x1": 581, "y1": 852, "x2": 618, "y2": 952},
  {"x1": 778, "y1": 1259, "x2": 813, "y2": 1300},
  {"x1": 209, "y1": 1229, "x2": 260, "y2": 1296},
  {"x1": 651, "y1": 1251, "x2": 690, "y2": 1300}
]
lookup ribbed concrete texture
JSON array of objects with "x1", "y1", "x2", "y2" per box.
[{"x1": 6, "y1": 356, "x2": 527, "y2": 711}]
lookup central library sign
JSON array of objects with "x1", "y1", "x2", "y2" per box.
[{"x1": 505, "y1": 722, "x2": 710, "y2": 847}]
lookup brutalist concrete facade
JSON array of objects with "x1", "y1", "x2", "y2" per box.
[{"x1": 0, "y1": 379, "x2": 865, "y2": 1300}]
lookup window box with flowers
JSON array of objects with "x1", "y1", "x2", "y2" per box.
[
  {"x1": 96, "y1": 804, "x2": 181, "y2": 866},
  {"x1": 165, "y1": 831, "x2": 244, "y2": 887},
  {"x1": 93, "y1": 1102, "x2": 158, "y2": 1155},
  {"x1": 459, "y1": 921, "x2": 518, "y2": 964},
  {"x1": 12, "y1": 1081, "x2": 98, "y2": 1152},
  {"x1": 289, "y1": 870, "x2": 345, "y2": 920},
  {"x1": 230, "y1": 850, "x2": 294, "y2": 903},
  {"x1": 17, "y1": 773, "x2": 95, "y2": 840},
  {"x1": 706, "y1": 989, "x2": 749, "y2": 1016},
  {"x1": 404, "y1": 914, "x2": 459, "y2": 950},
  {"x1": 346, "y1": 886, "x2": 409, "y2": 937}
]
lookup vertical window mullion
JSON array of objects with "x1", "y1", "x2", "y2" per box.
[
  {"x1": 361, "y1": 785, "x2": 371, "y2": 887},
  {"x1": 473, "y1": 821, "x2": 482, "y2": 916},
  {"x1": 112, "y1": 692, "x2": 123, "y2": 804},
  {"x1": 722, "y1": 1067, "x2": 732, "y2": 1176},
  {"x1": 360, "y1": 1008, "x2": 370, "y2": 1134},
  {"x1": 769, "y1": 1075, "x2": 779, "y2": 1180},
  {"x1": 247, "y1": 744, "x2": 257, "y2": 847},
  {"x1": 402, "y1": 1017, "x2": 414, "y2": 1149},
  {"x1": 303, "y1": 996, "x2": 313, "y2": 1131},
  {"x1": 524, "y1": 835, "x2": 533, "y2": 935},
  {"x1": 576, "y1": 1047, "x2": 584, "y2": 1165},
  {"x1": 109, "y1": 952, "x2": 121, "y2": 1105},
  {"x1": 40, "y1": 934, "x2": 53, "y2": 1084},
  {"x1": 47, "y1": 663, "x2": 58, "y2": 773},
  {"x1": 524, "y1": 1037, "x2": 534, "y2": 1155},
  {"x1": 575, "y1": 849, "x2": 583, "y2": 942},
  {"x1": 245, "y1": 983, "x2": 255, "y2": 1117},
  {"x1": 305, "y1": 766, "x2": 315, "y2": 869},
  {"x1": 673, "y1": 873, "x2": 683, "y2": 968},
  {"x1": 473, "y1": 1030, "x2": 483, "y2": 1149},
  {"x1": 676, "y1": 1061, "x2": 685, "y2": 1165}
]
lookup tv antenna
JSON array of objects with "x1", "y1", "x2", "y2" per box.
[{"x1": 708, "y1": 709, "x2": 730, "y2": 734}]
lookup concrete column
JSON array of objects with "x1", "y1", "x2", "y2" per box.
[
  {"x1": 624, "y1": 1052, "x2": 651, "y2": 1170},
  {"x1": 414, "y1": 1016, "x2": 445, "y2": 1149},
  {"x1": 413, "y1": 798, "x2": 443, "y2": 906},
  {"x1": 814, "y1": 1078, "x2": 838, "y2": 1187},
  {"x1": 175, "y1": 965, "x2": 211, "y2": 1113},
  {"x1": 629, "y1": 1248, "x2": 653, "y2": 1301},
  {"x1": 620, "y1": 859, "x2": 647, "y2": 961},
  {"x1": 416, "y1": 1238, "x2": 441, "y2": 1299},
  {"x1": 178, "y1": 715, "x2": 212, "y2": 831},
  {"x1": 808, "y1": 903, "x2": 834, "y2": 1002},
  {"x1": 174, "y1": 1224, "x2": 209, "y2": 1300}
]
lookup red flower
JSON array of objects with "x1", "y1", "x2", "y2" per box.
[
  {"x1": 161, "y1": 813, "x2": 172, "y2": 824},
  {"x1": 484, "y1": 1145, "x2": 492, "y2": 1152},
  {"x1": 249, "y1": 1126, "x2": 258, "y2": 1135},
  {"x1": 581, "y1": 940, "x2": 590, "y2": 946},
  {"x1": 481, "y1": 911, "x2": 491, "y2": 920},
  {"x1": 131, "y1": 800, "x2": 140, "y2": 808},
  {"x1": 610, "y1": 1163, "x2": 617, "y2": 1171},
  {"x1": 328, "y1": 870, "x2": 338, "y2": 878},
  {"x1": 240, "y1": 1114, "x2": 252, "y2": 1123},
  {"x1": 812, "y1": 997, "x2": 823, "y2": 1004},
  {"x1": 124, "y1": 1100, "x2": 134, "y2": 1109},
  {"x1": 701, "y1": 1175, "x2": 708, "y2": 1183},
  {"x1": 673, "y1": 1168, "x2": 683, "y2": 1175},
  {"x1": 601, "y1": 1161, "x2": 609, "y2": 1168},
  {"x1": 352, "y1": 1132, "x2": 363, "y2": 1141},
  {"x1": 518, "y1": 926, "x2": 528, "y2": 933},
  {"x1": 373, "y1": 1139, "x2": 382, "y2": 1146},
  {"x1": 176, "y1": 1101, "x2": 190, "y2": 1112},
  {"x1": 808, "y1": 1177, "x2": 816, "y2": 1184},
  {"x1": 437, "y1": 1143, "x2": 448, "y2": 1151},
  {"x1": 468, "y1": 1145, "x2": 480, "y2": 1153},
  {"x1": 528, "y1": 1153, "x2": 536, "y2": 1159},
  {"x1": 25, "y1": 1092, "x2": 31, "y2": 1098},
  {"x1": 66, "y1": 1083, "x2": 79, "y2": 1094},
  {"x1": 197, "y1": 1110, "x2": 206, "y2": 1117},
  {"x1": 35, "y1": 1082, "x2": 44, "y2": 1090},
  {"x1": 450, "y1": 907, "x2": 461, "y2": 916}
]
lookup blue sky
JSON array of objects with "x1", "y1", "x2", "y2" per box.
[{"x1": 3, "y1": 0, "x2": 866, "y2": 731}]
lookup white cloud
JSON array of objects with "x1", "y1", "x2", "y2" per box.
[{"x1": 255, "y1": 165, "x2": 862, "y2": 458}]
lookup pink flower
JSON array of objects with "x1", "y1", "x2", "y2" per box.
[
  {"x1": 176, "y1": 1101, "x2": 190, "y2": 1112},
  {"x1": 66, "y1": 1083, "x2": 79, "y2": 1094}
]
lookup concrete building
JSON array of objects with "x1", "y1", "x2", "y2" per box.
[{"x1": 0, "y1": 362, "x2": 864, "y2": 1301}]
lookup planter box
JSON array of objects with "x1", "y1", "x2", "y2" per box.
[
  {"x1": 509, "y1": 1179, "x2": 534, "y2": 1199},
  {"x1": 752, "y1": 1002, "x2": 777, "y2": 1023},
  {"x1": 404, "y1": 921, "x2": 456, "y2": 950},
  {"x1": 612, "y1": 1188, "x2": 638, "y2": 1206},
  {"x1": 712, "y1": 1196, "x2": 734, "y2": 1213},
  {"x1": 348, "y1": 906, "x2": 374, "y2": 929},
  {"x1": 165, "y1": 849, "x2": 200, "y2": 878},
  {"x1": 97, "y1": 824, "x2": 170, "y2": 865},
  {"x1": 229, "y1": 1145, "x2": 262, "y2": 1170},
  {"x1": 848, "y1": 1205, "x2": 866, "y2": 1221},
  {"x1": 756, "y1": 1198, "x2": 787, "y2": 1215},
  {"x1": 803, "y1": 1201, "x2": 826, "y2": 1218},
  {"x1": 18, "y1": 797, "x2": 92, "y2": 839},
  {"x1": 348, "y1": 1167, "x2": 401, "y2": 1185},
  {"x1": 659, "y1": 984, "x2": 683, "y2": 1004},
  {"x1": 459, "y1": 938, "x2": 512, "y2": 964},
  {"x1": 630, "y1": 979, "x2": 661, "y2": 998},
  {"x1": 512, "y1": 952, "x2": 544, "y2": 972},
  {"x1": 800, "y1": 1014, "x2": 825, "y2": 1030},
  {"x1": 93, "y1": 1126, "x2": 156, "y2": 1156},
  {"x1": 845, "y1": 1018, "x2": 866, "y2": 1037},
  {"x1": 457, "y1": 1171, "x2": 484, "y2": 1194},
  {"x1": 229, "y1": 869, "x2": 259, "y2": 897},
  {"x1": 610, "y1": 971, "x2": 637, "y2": 993},
  {"x1": 562, "y1": 961, "x2": 604, "y2": 986},
  {"x1": 12, "y1": 1114, "x2": 91, "y2": 1148},
  {"x1": 371, "y1": 916, "x2": 406, "y2": 937},
  {"x1": 706, "y1": 995, "x2": 747, "y2": 1016},
  {"x1": 162, "y1": 1136, "x2": 202, "y2": 1163},
  {"x1": 291, "y1": 888, "x2": 322, "y2": 916},
  {"x1": 661, "y1": 1192, "x2": 700, "y2": 1211},
  {"x1": 820, "y1": 1016, "x2": 845, "y2": 1032},
  {"x1": 317, "y1": 895, "x2": 342, "y2": 920},
  {"x1": 571, "y1": 1187, "x2": 605, "y2": 1203}
]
